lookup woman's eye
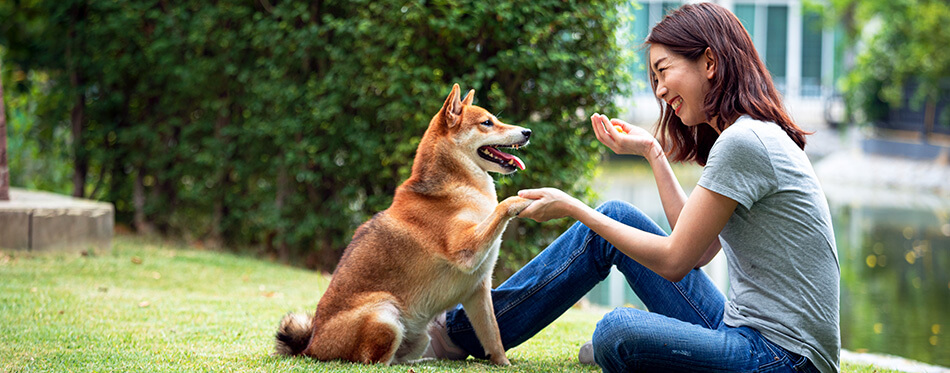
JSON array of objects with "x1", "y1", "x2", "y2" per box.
[{"x1": 481, "y1": 120, "x2": 493, "y2": 126}]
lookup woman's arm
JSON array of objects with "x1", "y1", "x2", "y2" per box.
[
  {"x1": 592, "y1": 114, "x2": 688, "y2": 229},
  {"x1": 590, "y1": 114, "x2": 722, "y2": 268},
  {"x1": 518, "y1": 186, "x2": 736, "y2": 282},
  {"x1": 647, "y1": 139, "x2": 723, "y2": 269}
]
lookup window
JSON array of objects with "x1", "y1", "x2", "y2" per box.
[
  {"x1": 801, "y1": 9, "x2": 823, "y2": 97},
  {"x1": 628, "y1": 1, "x2": 684, "y2": 92},
  {"x1": 765, "y1": 5, "x2": 788, "y2": 91},
  {"x1": 734, "y1": 4, "x2": 756, "y2": 43}
]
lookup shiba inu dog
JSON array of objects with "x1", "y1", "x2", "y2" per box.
[{"x1": 273, "y1": 84, "x2": 532, "y2": 366}]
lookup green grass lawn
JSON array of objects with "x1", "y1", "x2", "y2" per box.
[{"x1": 0, "y1": 235, "x2": 896, "y2": 372}]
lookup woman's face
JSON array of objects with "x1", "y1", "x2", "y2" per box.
[{"x1": 649, "y1": 44, "x2": 715, "y2": 128}]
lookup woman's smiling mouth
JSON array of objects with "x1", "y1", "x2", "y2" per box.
[{"x1": 669, "y1": 96, "x2": 684, "y2": 115}]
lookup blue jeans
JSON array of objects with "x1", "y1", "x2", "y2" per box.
[{"x1": 443, "y1": 200, "x2": 819, "y2": 372}]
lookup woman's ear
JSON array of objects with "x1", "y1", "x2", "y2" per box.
[{"x1": 704, "y1": 47, "x2": 716, "y2": 80}]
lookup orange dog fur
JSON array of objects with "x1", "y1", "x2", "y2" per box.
[{"x1": 273, "y1": 84, "x2": 532, "y2": 366}]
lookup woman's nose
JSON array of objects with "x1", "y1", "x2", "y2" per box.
[{"x1": 655, "y1": 84, "x2": 667, "y2": 100}]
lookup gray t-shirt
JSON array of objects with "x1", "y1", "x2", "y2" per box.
[{"x1": 697, "y1": 116, "x2": 840, "y2": 372}]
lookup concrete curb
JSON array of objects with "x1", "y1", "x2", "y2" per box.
[{"x1": 0, "y1": 187, "x2": 114, "y2": 252}]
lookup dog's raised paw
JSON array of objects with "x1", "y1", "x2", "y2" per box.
[{"x1": 501, "y1": 196, "x2": 533, "y2": 217}]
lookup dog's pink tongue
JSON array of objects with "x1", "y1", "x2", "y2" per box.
[
  {"x1": 511, "y1": 155, "x2": 525, "y2": 170},
  {"x1": 486, "y1": 147, "x2": 526, "y2": 170}
]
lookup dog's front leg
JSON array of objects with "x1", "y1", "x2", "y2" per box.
[
  {"x1": 461, "y1": 278, "x2": 509, "y2": 365},
  {"x1": 449, "y1": 196, "x2": 532, "y2": 273}
]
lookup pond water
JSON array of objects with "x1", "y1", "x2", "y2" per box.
[{"x1": 586, "y1": 160, "x2": 949, "y2": 367}]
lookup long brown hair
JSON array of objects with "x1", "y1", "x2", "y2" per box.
[{"x1": 646, "y1": 2, "x2": 810, "y2": 166}]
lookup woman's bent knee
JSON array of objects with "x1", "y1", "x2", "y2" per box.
[
  {"x1": 592, "y1": 307, "x2": 644, "y2": 371},
  {"x1": 595, "y1": 200, "x2": 638, "y2": 219},
  {"x1": 595, "y1": 200, "x2": 666, "y2": 237},
  {"x1": 593, "y1": 307, "x2": 642, "y2": 346}
]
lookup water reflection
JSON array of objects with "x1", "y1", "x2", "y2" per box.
[
  {"x1": 588, "y1": 160, "x2": 949, "y2": 366},
  {"x1": 833, "y1": 202, "x2": 949, "y2": 367}
]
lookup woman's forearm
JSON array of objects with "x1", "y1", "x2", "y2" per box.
[
  {"x1": 565, "y1": 185, "x2": 735, "y2": 281},
  {"x1": 645, "y1": 141, "x2": 688, "y2": 230},
  {"x1": 646, "y1": 141, "x2": 722, "y2": 269}
]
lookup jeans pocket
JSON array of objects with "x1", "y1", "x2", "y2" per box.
[
  {"x1": 790, "y1": 353, "x2": 820, "y2": 373},
  {"x1": 754, "y1": 332, "x2": 819, "y2": 373},
  {"x1": 761, "y1": 337, "x2": 785, "y2": 361},
  {"x1": 749, "y1": 329, "x2": 794, "y2": 372}
]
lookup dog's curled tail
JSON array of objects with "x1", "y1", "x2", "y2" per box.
[{"x1": 273, "y1": 312, "x2": 313, "y2": 357}]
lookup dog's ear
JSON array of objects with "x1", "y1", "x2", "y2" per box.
[
  {"x1": 440, "y1": 84, "x2": 464, "y2": 128},
  {"x1": 461, "y1": 89, "x2": 475, "y2": 106}
]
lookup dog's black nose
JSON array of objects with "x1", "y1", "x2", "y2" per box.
[{"x1": 522, "y1": 129, "x2": 532, "y2": 139}]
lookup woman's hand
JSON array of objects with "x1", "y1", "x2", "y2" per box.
[
  {"x1": 516, "y1": 188, "x2": 582, "y2": 223},
  {"x1": 591, "y1": 113, "x2": 661, "y2": 159}
]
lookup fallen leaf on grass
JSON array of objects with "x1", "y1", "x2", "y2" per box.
[
  {"x1": 260, "y1": 291, "x2": 284, "y2": 298},
  {"x1": 131, "y1": 256, "x2": 143, "y2": 265}
]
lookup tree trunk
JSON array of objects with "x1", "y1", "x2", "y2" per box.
[
  {"x1": 70, "y1": 94, "x2": 86, "y2": 198},
  {"x1": 133, "y1": 168, "x2": 155, "y2": 234},
  {"x1": 0, "y1": 56, "x2": 10, "y2": 201},
  {"x1": 208, "y1": 97, "x2": 232, "y2": 249},
  {"x1": 68, "y1": 2, "x2": 88, "y2": 198},
  {"x1": 274, "y1": 158, "x2": 290, "y2": 261},
  {"x1": 923, "y1": 98, "x2": 936, "y2": 144}
]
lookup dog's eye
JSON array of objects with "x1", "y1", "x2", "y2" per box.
[{"x1": 481, "y1": 119, "x2": 493, "y2": 127}]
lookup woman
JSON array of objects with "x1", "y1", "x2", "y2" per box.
[{"x1": 424, "y1": 3, "x2": 840, "y2": 372}]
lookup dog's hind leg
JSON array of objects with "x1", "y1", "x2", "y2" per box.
[
  {"x1": 308, "y1": 293, "x2": 405, "y2": 365},
  {"x1": 353, "y1": 298, "x2": 404, "y2": 365}
]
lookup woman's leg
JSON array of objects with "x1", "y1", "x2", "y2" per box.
[
  {"x1": 592, "y1": 308, "x2": 811, "y2": 372},
  {"x1": 442, "y1": 200, "x2": 726, "y2": 359}
]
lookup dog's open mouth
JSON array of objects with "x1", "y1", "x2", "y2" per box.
[{"x1": 478, "y1": 142, "x2": 526, "y2": 171}]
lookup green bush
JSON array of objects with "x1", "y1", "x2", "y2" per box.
[
  {"x1": 0, "y1": 66, "x2": 73, "y2": 194},
  {"x1": 1, "y1": 0, "x2": 633, "y2": 276},
  {"x1": 833, "y1": 0, "x2": 950, "y2": 124}
]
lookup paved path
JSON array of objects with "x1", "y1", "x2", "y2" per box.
[{"x1": 808, "y1": 125, "x2": 950, "y2": 208}]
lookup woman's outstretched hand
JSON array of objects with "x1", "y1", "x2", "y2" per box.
[
  {"x1": 516, "y1": 188, "x2": 582, "y2": 223},
  {"x1": 591, "y1": 113, "x2": 661, "y2": 158}
]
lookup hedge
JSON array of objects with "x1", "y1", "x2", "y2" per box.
[{"x1": 1, "y1": 0, "x2": 634, "y2": 276}]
